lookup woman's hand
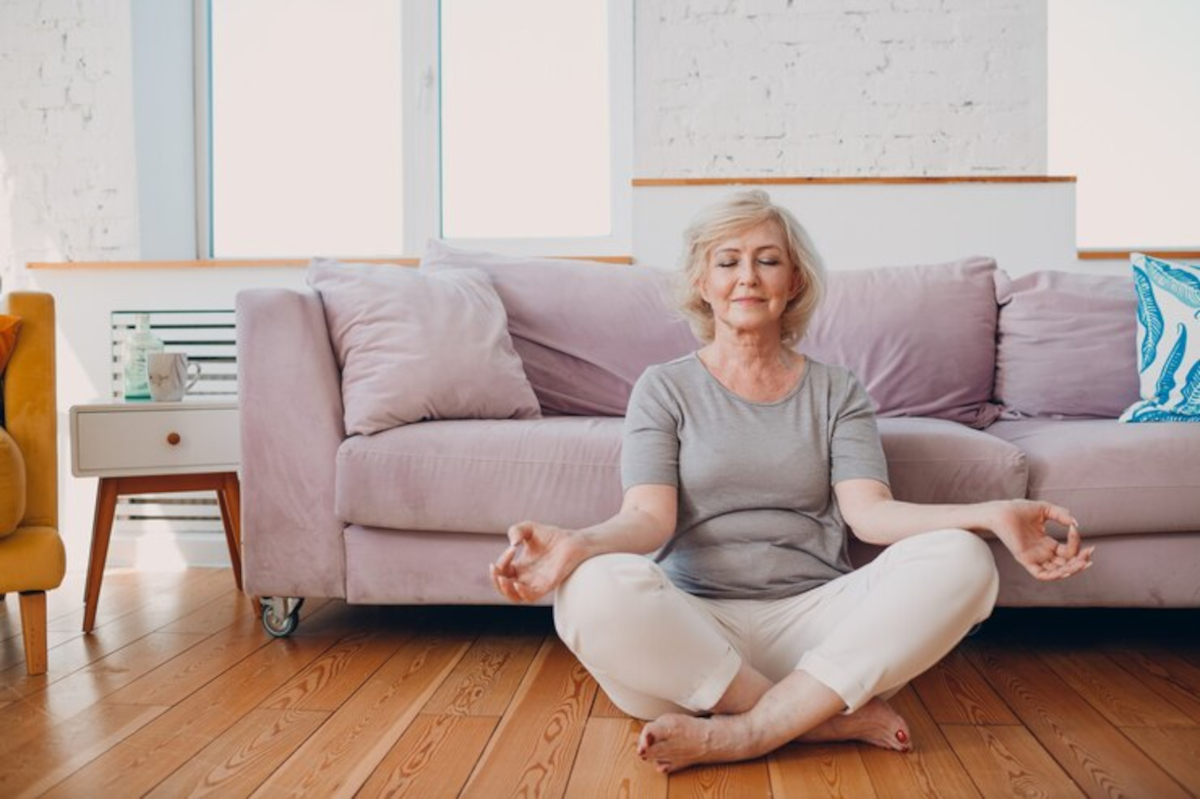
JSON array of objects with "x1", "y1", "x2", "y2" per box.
[
  {"x1": 985, "y1": 499, "x2": 1094, "y2": 580},
  {"x1": 490, "y1": 521, "x2": 582, "y2": 603}
]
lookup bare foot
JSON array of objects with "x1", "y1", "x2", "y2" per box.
[
  {"x1": 636, "y1": 713, "x2": 756, "y2": 774},
  {"x1": 799, "y1": 697, "x2": 911, "y2": 751}
]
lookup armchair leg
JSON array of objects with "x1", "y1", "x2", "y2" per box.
[{"x1": 18, "y1": 591, "x2": 48, "y2": 676}]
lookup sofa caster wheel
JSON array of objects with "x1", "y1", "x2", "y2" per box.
[{"x1": 261, "y1": 596, "x2": 304, "y2": 638}]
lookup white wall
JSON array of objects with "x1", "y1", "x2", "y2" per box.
[
  {"x1": 636, "y1": 0, "x2": 1047, "y2": 176},
  {"x1": 0, "y1": 0, "x2": 140, "y2": 289}
]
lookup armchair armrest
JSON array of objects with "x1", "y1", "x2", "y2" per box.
[
  {"x1": 236, "y1": 289, "x2": 347, "y2": 598},
  {"x1": 1, "y1": 292, "x2": 56, "y2": 529}
]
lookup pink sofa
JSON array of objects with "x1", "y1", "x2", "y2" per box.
[{"x1": 236, "y1": 257, "x2": 1200, "y2": 634}]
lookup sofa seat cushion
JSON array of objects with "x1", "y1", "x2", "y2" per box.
[
  {"x1": 876, "y1": 418, "x2": 1027, "y2": 505},
  {"x1": 988, "y1": 419, "x2": 1200, "y2": 536},
  {"x1": 336, "y1": 417, "x2": 625, "y2": 534}
]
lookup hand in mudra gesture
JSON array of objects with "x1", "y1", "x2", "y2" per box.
[
  {"x1": 988, "y1": 499, "x2": 1094, "y2": 580},
  {"x1": 490, "y1": 521, "x2": 579, "y2": 603}
]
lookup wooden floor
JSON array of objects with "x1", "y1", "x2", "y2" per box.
[{"x1": 0, "y1": 568, "x2": 1196, "y2": 798}]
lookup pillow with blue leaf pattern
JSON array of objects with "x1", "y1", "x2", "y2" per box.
[{"x1": 1120, "y1": 253, "x2": 1200, "y2": 422}]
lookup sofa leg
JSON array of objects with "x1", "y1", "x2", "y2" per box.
[{"x1": 18, "y1": 591, "x2": 48, "y2": 676}]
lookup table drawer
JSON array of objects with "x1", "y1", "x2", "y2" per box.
[{"x1": 74, "y1": 407, "x2": 240, "y2": 476}]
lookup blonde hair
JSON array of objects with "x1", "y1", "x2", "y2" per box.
[{"x1": 676, "y1": 190, "x2": 825, "y2": 346}]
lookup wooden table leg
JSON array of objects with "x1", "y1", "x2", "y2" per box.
[
  {"x1": 83, "y1": 478, "x2": 119, "y2": 633},
  {"x1": 216, "y1": 473, "x2": 244, "y2": 592}
]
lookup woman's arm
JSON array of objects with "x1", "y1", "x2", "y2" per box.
[
  {"x1": 491, "y1": 483, "x2": 677, "y2": 603},
  {"x1": 834, "y1": 479, "x2": 992, "y2": 544},
  {"x1": 835, "y1": 478, "x2": 1093, "y2": 581}
]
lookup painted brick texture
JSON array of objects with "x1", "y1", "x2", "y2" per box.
[
  {"x1": 636, "y1": 0, "x2": 1047, "y2": 177},
  {"x1": 0, "y1": 0, "x2": 139, "y2": 284}
]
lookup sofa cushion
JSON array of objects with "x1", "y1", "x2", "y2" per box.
[
  {"x1": 995, "y1": 270, "x2": 1139, "y2": 419},
  {"x1": 988, "y1": 419, "x2": 1200, "y2": 536},
  {"x1": 0, "y1": 314, "x2": 19, "y2": 377},
  {"x1": 1120, "y1": 253, "x2": 1200, "y2": 422},
  {"x1": 307, "y1": 258, "x2": 540, "y2": 435},
  {"x1": 876, "y1": 418, "x2": 1027, "y2": 505},
  {"x1": 802, "y1": 257, "x2": 1003, "y2": 429},
  {"x1": 336, "y1": 414, "x2": 1026, "y2": 536},
  {"x1": 336, "y1": 417, "x2": 625, "y2": 533},
  {"x1": 420, "y1": 240, "x2": 700, "y2": 415},
  {"x1": 0, "y1": 426, "x2": 26, "y2": 537}
]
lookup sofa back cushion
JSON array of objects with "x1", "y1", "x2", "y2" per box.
[
  {"x1": 995, "y1": 270, "x2": 1139, "y2": 419},
  {"x1": 802, "y1": 257, "x2": 1003, "y2": 429},
  {"x1": 308, "y1": 259, "x2": 540, "y2": 435},
  {"x1": 421, "y1": 240, "x2": 700, "y2": 415}
]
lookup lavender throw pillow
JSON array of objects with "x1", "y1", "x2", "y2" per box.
[
  {"x1": 996, "y1": 270, "x2": 1139, "y2": 419},
  {"x1": 420, "y1": 240, "x2": 700, "y2": 415},
  {"x1": 307, "y1": 258, "x2": 540, "y2": 435},
  {"x1": 802, "y1": 257, "x2": 1002, "y2": 429}
]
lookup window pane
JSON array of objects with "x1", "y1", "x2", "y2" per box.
[
  {"x1": 211, "y1": 0, "x2": 403, "y2": 257},
  {"x1": 441, "y1": 0, "x2": 611, "y2": 239},
  {"x1": 1048, "y1": 0, "x2": 1200, "y2": 248}
]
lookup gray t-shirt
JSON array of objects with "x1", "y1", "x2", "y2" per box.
[{"x1": 621, "y1": 352, "x2": 890, "y2": 600}]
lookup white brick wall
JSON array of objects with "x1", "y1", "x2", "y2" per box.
[
  {"x1": 636, "y1": 0, "x2": 1048, "y2": 177},
  {"x1": 0, "y1": 0, "x2": 139, "y2": 288},
  {"x1": 0, "y1": 0, "x2": 1052, "y2": 289}
]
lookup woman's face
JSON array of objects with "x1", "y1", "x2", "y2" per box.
[{"x1": 698, "y1": 220, "x2": 801, "y2": 339}]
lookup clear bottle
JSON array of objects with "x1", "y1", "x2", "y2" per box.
[{"x1": 122, "y1": 313, "x2": 165, "y2": 400}]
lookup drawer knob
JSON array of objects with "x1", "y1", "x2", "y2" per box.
[{"x1": 167, "y1": 432, "x2": 181, "y2": 446}]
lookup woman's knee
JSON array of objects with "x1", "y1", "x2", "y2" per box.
[
  {"x1": 914, "y1": 528, "x2": 1000, "y2": 609},
  {"x1": 553, "y1": 553, "x2": 664, "y2": 646}
]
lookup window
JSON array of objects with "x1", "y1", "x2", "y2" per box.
[
  {"x1": 1048, "y1": 0, "x2": 1200, "y2": 250},
  {"x1": 203, "y1": 0, "x2": 631, "y2": 258}
]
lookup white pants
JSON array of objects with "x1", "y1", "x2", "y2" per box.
[{"x1": 554, "y1": 528, "x2": 999, "y2": 721}]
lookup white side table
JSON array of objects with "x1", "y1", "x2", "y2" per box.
[{"x1": 70, "y1": 400, "x2": 243, "y2": 632}]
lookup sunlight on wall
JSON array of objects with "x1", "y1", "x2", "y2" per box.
[
  {"x1": 1049, "y1": 0, "x2": 1200, "y2": 248},
  {"x1": 134, "y1": 529, "x2": 190, "y2": 572}
]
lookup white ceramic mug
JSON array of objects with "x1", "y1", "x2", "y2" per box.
[{"x1": 147, "y1": 352, "x2": 202, "y2": 402}]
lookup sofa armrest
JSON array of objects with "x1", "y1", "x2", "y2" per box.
[
  {"x1": 1, "y1": 292, "x2": 57, "y2": 529},
  {"x1": 237, "y1": 289, "x2": 347, "y2": 598}
]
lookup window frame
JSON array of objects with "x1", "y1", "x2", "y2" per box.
[{"x1": 196, "y1": 0, "x2": 632, "y2": 259}]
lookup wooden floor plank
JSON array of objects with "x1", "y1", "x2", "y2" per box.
[
  {"x1": 1109, "y1": 649, "x2": 1200, "y2": 724},
  {"x1": 767, "y1": 742, "x2": 878, "y2": 799},
  {"x1": 156, "y1": 587, "x2": 262, "y2": 635},
  {"x1": 1040, "y1": 650, "x2": 1196, "y2": 728},
  {"x1": 0, "y1": 632, "x2": 207, "y2": 758},
  {"x1": 968, "y1": 644, "x2": 1192, "y2": 799},
  {"x1": 667, "y1": 760, "x2": 772, "y2": 798},
  {"x1": 460, "y1": 638, "x2": 598, "y2": 799},
  {"x1": 357, "y1": 713, "x2": 498, "y2": 798},
  {"x1": 911, "y1": 650, "x2": 1018, "y2": 725},
  {"x1": 259, "y1": 630, "x2": 408, "y2": 713},
  {"x1": 858, "y1": 686, "x2": 981, "y2": 799},
  {"x1": 39, "y1": 636, "x2": 335, "y2": 798},
  {"x1": 422, "y1": 632, "x2": 544, "y2": 717},
  {"x1": 102, "y1": 612, "x2": 268, "y2": 707},
  {"x1": 0, "y1": 568, "x2": 237, "y2": 703},
  {"x1": 1120, "y1": 726, "x2": 1200, "y2": 795},
  {"x1": 941, "y1": 725, "x2": 1086, "y2": 799},
  {"x1": 0, "y1": 702, "x2": 168, "y2": 799},
  {"x1": 565, "y1": 717, "x2": 668, "y2": 799},
  {"x1": 249, "y1": 634, "x2": 473, "y2": 798},
  {"x1": 146, "y1": 708, "x2": 329, "y2": 798},
  {"x1": 590, "y1": 687, "x2": 628, "y2": 719}
]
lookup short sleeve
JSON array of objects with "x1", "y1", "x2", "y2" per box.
[
  {"x1": 830, "y1": 371, "x2": 890, "y2": 487},
  {"x1": 621, "y1": 368, "x2": 680, "y2": 490}
]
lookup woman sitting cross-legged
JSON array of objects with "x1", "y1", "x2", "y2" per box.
[{"x1": 488, "y1": 190, "x2": 1094, "y2": 774}]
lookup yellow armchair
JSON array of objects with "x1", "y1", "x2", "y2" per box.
[{"x1": 0, "y1": 291, "x2": 65, "y2": 675}]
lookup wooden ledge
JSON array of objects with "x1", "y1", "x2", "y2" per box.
[
  {"x1": 27, "y1": 255, "x2": 634, "y2": 270},
  {"x1": 1078, "y1": 250, "x2": 1200, "y2": 261},
  {"x1": 633, "y1": 175, "x2": 1077, "y2": 186}
]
